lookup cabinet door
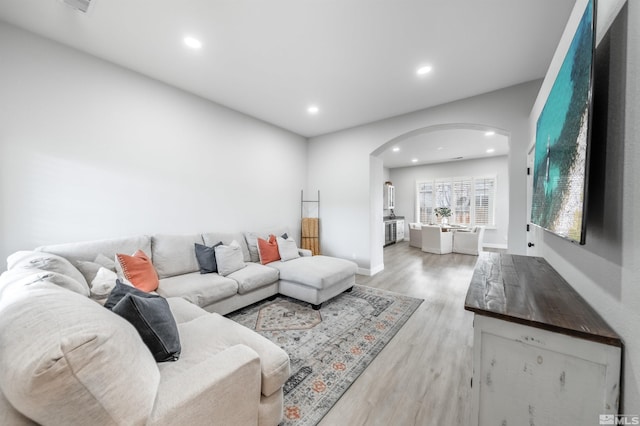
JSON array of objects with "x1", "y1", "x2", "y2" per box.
[
  {"x1": 384, "y1": 185, "x2": 395, "y2": 209},
  {"x1": 396, "y1": 220, "x2": 405, "y2": 241},
  {"x1": 471, "y1": 316, "x2": 620, "y2": 426}
]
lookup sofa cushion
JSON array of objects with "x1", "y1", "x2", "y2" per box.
[
  {"x1": 159, "y1": 313, "x2": 289, "y2": 398},
  {"x1": 116, "y1": 249, "x2": 159, "y2": 292},
  {"x1": 195, "y1": 242, "x2": 222, "y2": 274},
  {"x1": 267, "y1": 255, "x2": 358, "y2": 290},
  {"x1": 215, "y1": 241, "x2": 247, "y2": 276},
  {"x1": 156, "y1": 272, "x2": 238, "y2": 308},
  {"x1": 0, "y1": 285, "x2": 159, "y2": 426},
  {"x1": 75, "y1": 253, "x2": 116, "y2": 283},
  {"x1": 75, "y1": 260, "x2": 103, "y2": 283},
  {"x1": 151, "y1": 234, "x2": 203, "y2": 279},
  {"x1": 36, "y1": 235, "x2": 152, "y2": 265},
  {"x1": 257, "y1": 235, "x2": 280, "y2": 265},
  {"x1": 202, "y1": 232, "x2": 251, "y2": 263},
  {"x1": 166, "y1": 297, "x2": 209, "y2": 324},
  {"x1": 112, "y1": 293, "x2": 181, "y2": 362},
  {"x1": 227, "y1": 262, "x2": 279, "y2": 295},
  {"x1": 7, "y1": 250, "x2": 89, "y2": 295}
]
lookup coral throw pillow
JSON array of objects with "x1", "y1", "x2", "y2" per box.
[
  {"x1": 257, "y1": 235, "x2": 280, "y2": 265},
  {"x1": 115, "y1": 250, "x2": 159, "y2": 292}
]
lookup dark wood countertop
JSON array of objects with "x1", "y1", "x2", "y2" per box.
[{"x1": 464, "y1": 252, "x2": 622, "y2": 347}]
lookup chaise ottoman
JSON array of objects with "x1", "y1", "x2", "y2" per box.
[{"x1": 267, "y1": 255, "x2": 358, "y2": 309}]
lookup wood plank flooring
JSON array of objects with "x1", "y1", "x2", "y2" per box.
[{"x1": 318, "y1": 241, "x2": 481, "y2": 426}]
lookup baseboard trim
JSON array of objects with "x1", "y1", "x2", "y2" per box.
[
  {"x1": 483, "y1": 243, "x2": 508, "y2": 250},
  {"x1": 358, "y1": 264, "x2": 384, "y2": 276}
]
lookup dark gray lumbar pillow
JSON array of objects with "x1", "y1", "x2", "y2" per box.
[
  {"x1": 194, "y1": 242, "x2": 222, "y2": 274},
  {"x1": 111, "y1": 293, "x2": 181, "y2": 362},
  {"x1": 104, "y1": 279, "x2": 158, "y2": 310}
]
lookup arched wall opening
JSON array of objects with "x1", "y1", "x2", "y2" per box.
[{"x1": 370, "y1": 123, "x2": 511, "y2": 268}]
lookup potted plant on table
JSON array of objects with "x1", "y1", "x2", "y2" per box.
[{"x1": 434, "y1": 207, "x2": 452, "y2": 225}]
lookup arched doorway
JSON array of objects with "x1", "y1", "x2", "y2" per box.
[{"x1": 370, "y1": 123, "x2": 511, "y2": 268}]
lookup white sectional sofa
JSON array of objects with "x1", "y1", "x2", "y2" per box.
[
  {"x1": 34, "y1": 229, "x2": 357, "y2": 314},
  {"x1": 0, "y1": 256, "x2": 289, "y2": 426},
  {"x1": 0, "y1": 228, "x2": 358, "y2": 425}
]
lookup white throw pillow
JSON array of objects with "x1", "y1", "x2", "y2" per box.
[
  {"x1": 277, "y1": 237, "x2": 300, "y2": 262},
  {"x1": 89, "y1": 267, "x2": 119, "y2": 304},
  {"x1": 214, "y1": 240, "x2": 246, "y2": 276}
]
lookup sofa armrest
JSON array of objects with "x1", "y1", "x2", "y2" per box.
[
  {"x1": 298, "y1": 248, "x2": 313, "y2": 257},
  {"x1": 148, "y1": 345, "x2": 262, "y2": 426}
]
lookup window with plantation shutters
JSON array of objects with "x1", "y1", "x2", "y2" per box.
[
  {"x1": 416, "y1": 175, "x2": 496, "y2": 227},
  {"x1": 474, "y1": 177, "x2": 495, "y2": 226},
  {"x1": 434, "y1": 180, "x2": 452, "y2": 220},
  {"x1": 417, "y1": 182, "x2": 434, "y2": 223},
  {"x1": 453, "y1": 178, "x2": 472, "y2": 225}
]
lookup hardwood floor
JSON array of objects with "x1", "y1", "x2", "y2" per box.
[{"x1": 319, "y1": 241, "x2": 479, "y2": 426}]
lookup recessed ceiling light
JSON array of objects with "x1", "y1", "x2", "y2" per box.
[
  {"x1": 485, "y1": 131, "x2": 496, "y2": 136},
  {"x1": 184, "y1": 36, "x2": 202, "y2": 49},
  {"x1": 486, "y1": 148, "x2": 495, "y2": 153},
  {"x1": 411, "y1": 158, "x2": 418, "y2": 163},
  {"x1": 307, "y1": 105, "x2": 319, "y2": 114},
  {"x1": 392, "y1": 147, "x2": 400, "y2": 152},
  {"x1": 437, "y1": 146, "x2": 444, "y2": 151},
  {"x1": 416, "y1": 65, "x2": 433, "y2": 75}
]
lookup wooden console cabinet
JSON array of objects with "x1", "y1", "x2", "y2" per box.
[{"x1": 465, "y1": 253, "x2": 622, "y2": 426}]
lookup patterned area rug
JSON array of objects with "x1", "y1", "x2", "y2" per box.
[{"x1": 227, "y1": 285, "x2": 423, "y2": 426}]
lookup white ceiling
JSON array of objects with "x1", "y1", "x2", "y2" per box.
[
  {"x1": 0, "y1": 0, "x2": 575, "y2": 138},
  {"x1": 377, "y1": 128, "x2": 509, "y2": 169}
]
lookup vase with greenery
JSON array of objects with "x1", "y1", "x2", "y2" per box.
[{"x1": 434, "y1": 207, "x2": 452, "y2": 225}]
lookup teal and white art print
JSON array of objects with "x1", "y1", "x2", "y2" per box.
[{"x1": 531, "y1": 0, "x2": 594, "y2": 244}]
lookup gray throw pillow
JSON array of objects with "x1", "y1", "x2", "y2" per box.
[
  {"x1": 194, "y1": 242, "x2": 222, "y2": 274},
  {"x1": 104, "y1": 279, "x2": 158, "y2": 310},
  {"x1": 111, "y1": 293, "x2": 181, "y2": 362}
]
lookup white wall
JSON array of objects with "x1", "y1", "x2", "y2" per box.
[
  {"x1": 308, "y1": 81, "x2": 540, "y2": 273},
  {"x1": 531, "y1": 0, "x2": 640, "y2": 412},
  {"x1": 0, "y1": 23, "x2": 308, "y2": 268},
  {"x1": 389, "y1": 155, "x2": 509, "y2": 247},
  {"x1": 381, "y1": 167, "x2": 392, "y2": 218},
  {"x1": 369, "y1": 157, "x2": 385, "y2": 275}
]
